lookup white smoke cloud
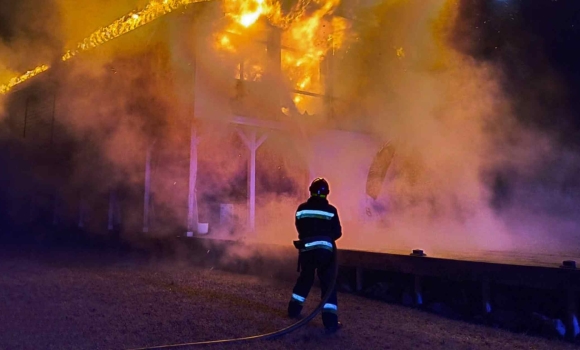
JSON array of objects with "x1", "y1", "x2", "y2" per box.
[{"x1": 1, "y1": 0, "x2": 579, "y2": 261}]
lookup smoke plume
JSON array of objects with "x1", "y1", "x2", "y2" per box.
[{"x1": 1, "y1": 0, "x2": 579, "y2": 261}]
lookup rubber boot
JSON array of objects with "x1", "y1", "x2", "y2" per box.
[
  {"x1": 325, "y1": 322, "x2": 343, "y2": 334},
  {"x1": 288, "y1": 300, "x2": 303, "y2": 319},
  {"x1": 322, "y1": 312, "x2": 339, "y2": 332}
]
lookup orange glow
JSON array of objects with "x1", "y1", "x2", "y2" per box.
[
  {"x1": 216, "y1": 0, "x2": 351, "y2": 114},
  {"x1": 61, "y1": 0, "x2": 211, "y2": 62},
  {"x1": 0, "y1": 65, "x2": 49, "y2": 95},
  {"x1": 2, "y1": 0, "x2": 352, "y2": 103},
  {"x1": 396, "y1": 47, "x2": 405, "y2": 59},
  {"x1": 223, "y1": 0, "x2": 284, "y2": 28},
  {"x1": 219, "y1": 34, "x2": 236, "y2": 53},
  {"x1": 0, "y1": 0, "x2": 209, "y2": 95}
]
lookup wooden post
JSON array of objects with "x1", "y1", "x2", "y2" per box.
[
  {"x1": 356, "y1": 267, "x2": 364, "y2": 292},
  {"x1": 566, "y1": 288, "x2": 579, "y2": 340},
  {"x1": 482, "y1": 279, "x2": 492, "y2": 316},
  {"x1": 187, "y1": 125, "x2": 200, "y2": 236},
  {"x1": 23, "y1": 96, "x2": 30, "y2": 138},
  {"x1": 266, "y1": 25, "x2": 282, "y2": 111},
  {"x1": 266, "y1": 25, "x2": 281, "y2": 76},
  {"x1": 108, "y1": 190, "x2": 115, "y2": 231},
  {"x1": 143, "y1": 146, "x2": 152, "y2": 233},
  {"x1": 52, "y1": 193, "x2": 58, "y2": 226},
  {"x1": 78, "y1": 198, "x2": 85, "y2": 229},
  {"x1": 414, "y1": 275, "x2": 423, "y2": 306},
  {"x1": 322, "y1": 19, "x2": 335, "y2": 120},
  {"x1": 50, "y1": 91, "x2": 57, "y2": 146},
  {"x1": 237, "y1": 129, "x2": 268, "y2": 232},
  {"x1": 114, "y1": 191, "x2": 122, "y2": 228}
]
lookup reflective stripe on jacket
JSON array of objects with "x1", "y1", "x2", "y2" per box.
[{"x1": 295, "y1": 196, "x2": 342, "y2": 242}]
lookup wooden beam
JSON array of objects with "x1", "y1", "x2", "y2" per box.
[{"x1": 232, "y1": 115, "x2": 289, "y2": 131}]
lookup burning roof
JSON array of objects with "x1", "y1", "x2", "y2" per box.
[
  {"x1": 1, "y1": 0, "x2": 353, "y2": 117},
  {"x1": 0, "y1": 0, "x2": 211, "y2": 95}
]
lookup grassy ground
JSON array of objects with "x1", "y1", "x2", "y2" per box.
[{"x1": 0, "y1": 245, "x2": 577, "y2": 350}]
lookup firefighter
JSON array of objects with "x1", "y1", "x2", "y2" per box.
[{"x1": 288, "y1": 177, "x2": 343, "y2": 333}]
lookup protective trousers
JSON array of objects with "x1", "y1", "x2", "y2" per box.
[{"x1": 288, "y1": 248, "x2": 338, "y2": 329}]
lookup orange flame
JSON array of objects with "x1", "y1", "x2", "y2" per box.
[
  {"x1": 0, "y1": 65, "x2": 50, "y2": 95},
  {"x1": 1, "y1": 0, "x2": 209, "y2": 95},
  {"x1": 216, "y1": 0, "x2": 350, "y2": 114},
  {"x1": 223, "y1": 0, "x2": 284, "y2": 28}
]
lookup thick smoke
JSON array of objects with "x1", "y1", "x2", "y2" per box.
[
  {"x1": 0, "y1": 0, "x2": 179, "y2": 238},
  {"x1": 190, "y1": 0, "x2": 518, "y2": 255},
  {"x1": 449, "y1": 0, "x2": 580, "y2": 255},
  {"x1": 1, "y1": 0, "x2": 579, "y2": 260},
  {"x1": 0, "y1": 0, "x2": 56, "y2": 116},
  {"x1": 339, "y1": 0, "x2": 580, "y2": 256},
  {"x1": 0, "y1": 0, "x2": 62, "y2": 71},
  {"x1": 0, "y1": 0, "x2": 59, "y2": 231},
  {"x1": 314, "y1": 0, "x2": 513, "y2": 255}
]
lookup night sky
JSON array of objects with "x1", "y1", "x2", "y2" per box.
[{"x1": 453, "y1": 0, "x2": 580, "y2": 148}]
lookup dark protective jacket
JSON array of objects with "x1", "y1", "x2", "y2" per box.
[{"x1": 295, "y1": 196, "x2": 342, "y2": 242}]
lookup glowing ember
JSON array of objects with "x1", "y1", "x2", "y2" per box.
[
  {"x1": 396, "y1": 47, "x2": 405, "y2": 59},
  {"x1": 0, "y1": 0, "x2": 209, "y2": 95}
]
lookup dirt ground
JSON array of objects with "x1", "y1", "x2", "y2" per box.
[{"x1": 0, "y1": 245, "x2": 577, "y2": 350}]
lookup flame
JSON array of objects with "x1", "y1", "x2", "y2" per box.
[
  {"x1": 61, "y1": 0, "x2": 211, "y2": 62},
  {"x1": 219, "y1": 34, "x2": 236, "y2": 52},
  {"x1": 238, "y1": 0, "x2": 265, "y2": 27},
  {"x1": 216, "y1": 0, "x2": 350, "y2": 114},
  {"x1": 1, "y1": 0, "x2": 209, "y2": 95},
  {"x1": 0, "y1": 65, "x2": 50, "y2": 95},
  {"x1": 2, "y1": 0, "x2": 353, "y2": 114},
  {"x1": 223, "y1": 0, "x2": 284, "y2": 28}
]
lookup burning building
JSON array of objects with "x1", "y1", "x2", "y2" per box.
[
  {"x1": 0, "y1": 0, "x2": 395, "y2": 248},
  {"x1": 3, "y1": 2, "x2": 580, "y2": 342}
]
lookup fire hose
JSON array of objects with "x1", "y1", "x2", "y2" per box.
[{"x1": 126, "y1": 244, "x2": 339, "y2": 349}]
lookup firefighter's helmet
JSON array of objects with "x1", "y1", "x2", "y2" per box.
[{"x1": 309, "y1": 177, "x2": 330, "y2": 196}]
